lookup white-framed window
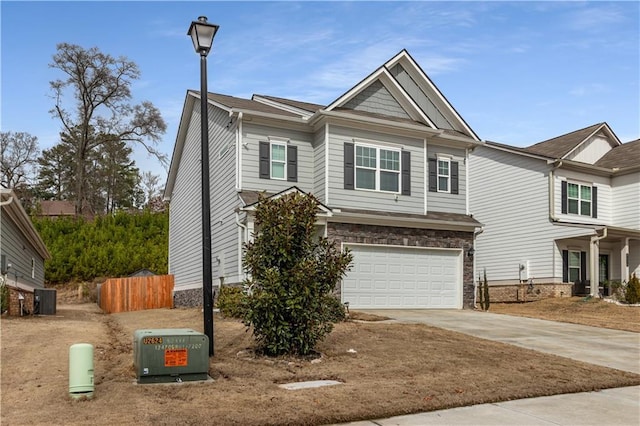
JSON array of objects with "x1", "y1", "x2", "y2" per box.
[
  {"x1": 568, "y1": 251, "x2": 581, "y2": 282},
  {"x1": 437, "y1": 158, "x2": 450, "y2": 193},
  {"x1": 567, "y1": 183, "x2": 591, "y2": 216},
  {"x1": 355, "y1": 144, "x2": 400, "y2": 192},
  {"x1": 270, "y1": 142, "x2": 286, "y2": 180}
]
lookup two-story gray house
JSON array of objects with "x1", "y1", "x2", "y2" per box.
[
  {"x1": 164, "y1": 50, "x2": 482, "y2": 309},
  {"x1": 469, "y1": 123, "x2": 640, "y2": 301}
]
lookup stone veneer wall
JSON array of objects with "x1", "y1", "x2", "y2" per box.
[
  {"x1": 487, "y1": 283, "x2": 574, "y2": 303},
  {"x1": 174, "y1": 286, "x2": 221, "y2": 308},
  {"x1": 327, "y1": 222, "x2": 475, "y2": 309}
]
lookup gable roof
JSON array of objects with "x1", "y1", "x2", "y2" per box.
[
  {"x1": 595, "y1": 139, "x2": 640, "y2": 169},
  {"x1": 325, "y1": 49, "x2": 479, "y2": 141},
  {"x1": 252, "y1": 94, "x2": 324, "y2": 115},
  {"x1": 38, "y1": 200, "x2": 75, "y2": 217},
  {"x1": 206, "y1": 92, "x2": 303, "y2": 118},
  {"x1": 524, "y1": 122, "x2": 620, "y2": 158}
]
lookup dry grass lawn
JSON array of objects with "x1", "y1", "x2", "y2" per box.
[
  {"x1": 490, "y1": 297, "x2": 640, "y2": 333},
  {"x1": 1, "y1": 298, "x2": 639, "y2": 426}
]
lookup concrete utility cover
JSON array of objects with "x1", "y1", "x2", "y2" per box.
[{"x1": 278, "y1": 380, "x2": 342, "y2": 390}]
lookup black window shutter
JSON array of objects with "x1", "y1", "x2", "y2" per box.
[
  {"x1": 259, "y1": 141, "x2": 270, "y2": 179},
  {"x1": 580, "y1": 251, "x2": 587, "y2": 283},
  {"x1": 451, "y1": 161, "x2": 459, "y2": 195},
  {"x1": 562, "y1": 250, "x2": 569, "y2": 282},
  {"x1": 287, "y1": 145, "x2": 297, "y2": 182},
  {"x1": 561, "y1": 181, "x2": 567, "y2": 214},
  {"x1": 344, "y1": 142, "x2": 354, "y2": 190},
  {"x1": 592, "y1": 186, "x2": 597, "y2": 218},
  {"x1": 401, "y1": 151, "x2": 411, "y2": 196},
  {"x1": 428, "y1": 158, "x2": 437, "y2": 192}
]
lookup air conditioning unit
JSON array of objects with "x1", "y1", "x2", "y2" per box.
[{"x1": 133, "y1": 329, "x2": 209, "y2": 384}]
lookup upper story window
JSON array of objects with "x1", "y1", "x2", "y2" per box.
[
  {"x1": 355, "y1": 145, "x2": 400, "y2": 192},
  {"x1": 270, "y1": 143, "x2": 286, "y2": 180},
  {"x1": 344, "y1": 142, "x2": 410, "y2": 195},
  {"x1": 259, "y1": 140, "x2": 297, "y2": 182},
  {"x1": 561, "y1": 181, "x2": 597, "y2": 218},
  {"x1": 437, "y1": 158, "x2": 450, "y2": 192},
  {"x1": 428, "y1": 157, "x2": 459, "y2": 194}
]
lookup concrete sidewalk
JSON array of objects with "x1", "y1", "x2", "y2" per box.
[
  {"x1": 329, "y1": 309, "x2": 640, "y2": 426},
  {"x1": 336, "y1": 386, "x2": 640, "y2": 426}
]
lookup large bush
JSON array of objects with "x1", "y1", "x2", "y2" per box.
[
  {"x1": 32, "y1": 209, "x2": 168, "y2": 284},
  {"x1": 242, "y1": 192, "x2": 352, "y2": 356}
]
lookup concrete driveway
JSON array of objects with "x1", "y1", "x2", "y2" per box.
[{"x1": 358, "y1": 309, "x2": 640, "y2": 374}]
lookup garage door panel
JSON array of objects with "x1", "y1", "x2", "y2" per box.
[{"x1": 342, "y1": 245, "x2": 461, "y2": 309}]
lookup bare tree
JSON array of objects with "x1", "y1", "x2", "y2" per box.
[
  {"x1": 0, "y1": 131, "x2": 39, "y2": 188},
  {"x1": 49, "y1": 43, "x2": 167, "y2": 215},
  {"x1": 141, "y1": 171, "x2": 161, "y2": 205}
]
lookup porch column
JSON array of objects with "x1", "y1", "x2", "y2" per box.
[
  {"x1": 590, "y1": 239, "x2": 600, "y2": 297},
  {"x1": 621, "y1": 237, "x2": 630, "y2": 283}
]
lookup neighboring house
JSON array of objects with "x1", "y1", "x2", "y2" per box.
[
  {"x1": 1, "y1": 188, "x2": 52, "y2": 315},
  {"x1": 469, "y1": 123, "x2": 640, "y2": 301},
  {"x1": 164, "y1": 50, "x2": 482, "y2": 309},
  {"x1": 36, "y1": 200, "x2": 94, "y2": 221}
]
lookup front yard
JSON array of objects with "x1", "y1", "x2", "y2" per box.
[{"x1": 1, "y1": 300, "x2": 639, "y2": 425}]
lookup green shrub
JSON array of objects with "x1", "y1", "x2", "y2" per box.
[
  {"x1": 0, "y1": 278, "x2": 8, "y2": 313},
  {"x1": 625, "y1": 273, "x2": 640, "y2": 305},
  {"x1": 217, "y1": 285, "x2": 247, "y2": 318},
  {"x1": 242, "y1": 192, "x2": 352, "y2": 356}
]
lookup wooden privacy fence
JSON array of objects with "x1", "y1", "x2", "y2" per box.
[{"x1": 100, "y1": 275, "x2": 174, "y2": 314}]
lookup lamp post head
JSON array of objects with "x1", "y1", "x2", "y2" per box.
[{"x1": 188, "y1": 16, "x2": 219, "y2": 56}]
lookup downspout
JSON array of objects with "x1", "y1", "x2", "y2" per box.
[
  {"x1": 465, "y1": 148, "x2": 470, "y2": 215},
  {"x1": 235, "y1": 211, "x2": 248, "y2": 280},
  {"x1": 0, "y1": 195, "x2": 14, "y2": 281},
  {"x1": 589, "y1": 227, "x2": 608, "y2": 297},
  {"x1": 472, "y1": 226, "x2": 484, "y2": 309},
  {"x1": 549, "y1": 160, "x2": 562, "y2": 222}
]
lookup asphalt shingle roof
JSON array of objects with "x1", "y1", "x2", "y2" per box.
[
  {"x1": 253, "y1": 94, "x2": 325, "y2": 113},
  {"x1": 595, "y1": 139, "x2": 640, "y2": 169},
  {"x1": 524, "y1": 123, "x2": 605, "y2": 158}
]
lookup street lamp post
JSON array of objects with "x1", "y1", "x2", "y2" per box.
[{"x1": 188, "y1": 16, "x2": 219, "y2": 357}]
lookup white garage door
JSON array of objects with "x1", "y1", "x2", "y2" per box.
[{"x1": 342, "y1": 245, "x2": 462, "y2": 309}]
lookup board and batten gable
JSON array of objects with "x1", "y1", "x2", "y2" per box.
[
  {"x1": 388, "y1": 63, "x2": 454, "y2": 130},
  {"x1": 0, "y1": 212, "x2": 45, "y2": 289},
  {"x1": 469, "y1": 146, "x2": 591, "y2": 284},
  {"x1": 240, "y1": 122, "x2": 315, "y2": 194},
  {"x1": 554, "y1": 170, "x2": 612, "y2": 226},
  {"x1": 611, "y1": 172, "x2": 640, "y2": 229},
  {"x1": 426, "y1": 145, "x2": 466, "y2": 214},
  {"x1": 327, "y1": 125, "x2": 425, "y2": 214}
]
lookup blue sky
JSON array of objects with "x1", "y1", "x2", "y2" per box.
[{"x1": 2, "y1": 1, "x2": 639, "y2": 182}]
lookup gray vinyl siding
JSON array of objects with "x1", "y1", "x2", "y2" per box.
[
  {"x1": 389, "y1": 64, "x2": 453, "y2": 130},
  {"x1": 630, "y1": 240, "x2": 640, "y2": 277},
  {"x1": 611, "y1": 173, "x2": 640, "y2": 229},
  {"x1": 312, "y1": 130, "x2": 326, "y2": 202},
  {"x1": 426, "y1": 146, "x2": 466, "y2": 214},
  {"x1": 343, "y1": 80, "x2": 410, "y2": 119},
  {"x1": 469, "y1": 147, "x2": 591, "y2": 283},
  {"x1": 209, "y1": 108, "x2": 241, "y2": 283},
  {"x1": 328, "y1": 125, "x2": 424, "y2": 214},
  {"x1": 241, "y1": 122, "x2": 315, "y2": 193},
  {"x1": 168, "y1": 103, "x2": 239, "y2": 290},
  {"x1": 0, "y1": 212, "x2": 45, "y2": 289},
  {"x1": 168, "y1": 101, "x2": 204, "y2": 290},
  {"x1": 554, "y1": 170, "x2": 612, "y2": 225}
]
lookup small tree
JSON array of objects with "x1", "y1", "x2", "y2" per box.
[
  {"x1": 242, "y1": 192, "x2": 352, "y2": 356},
  {"x1": 625, "y1": 273, "x2": 640, "y2": 305}
]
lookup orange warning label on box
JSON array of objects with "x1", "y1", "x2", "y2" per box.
[{"x1": 164, "y1": 348, "x2": 188, "y2": 367}]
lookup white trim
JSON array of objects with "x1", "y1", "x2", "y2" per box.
[
  {"x1": 325, "y1": 123, "x2": 330, "y2": 205},
  {"x1": 236, "y1": 111, "x2": 243, "y2": 190},
  {"x1": 353, "y1": 141, "x2": 402, "y2": 194},
  {"x1": 269, "y1": 141, "x2": 287, "y2": 180},
  {"x1": 252, "y1": 95, "x2": 314, "y2": 119},
  {"x1": 423, "y1": 138, "x2": 428, "y2": 215},
  {"x1": 436, "y1": 156, "x2": 451, "y2": 193},
  {"x1": 465, "y1": 148, "x2": 470, "y2": 215}
]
